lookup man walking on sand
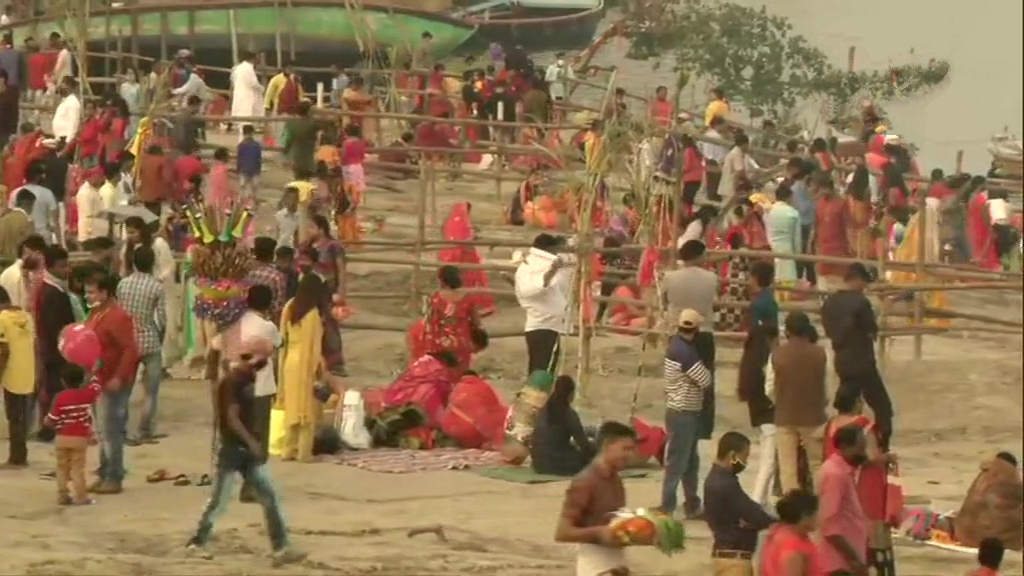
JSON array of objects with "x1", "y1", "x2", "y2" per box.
[
  {"x1": 660, "y1": 309, "x2": 714, "y2": 519},
  {"x1": 555, "y1": 421, "x2": 637, "y2": 576},
  {"x1": 821, "y1": 263, "x2": 894, "y2": 450},
  {"x1": 186, "y1": 337, "x2": 305, "y2": 566}
]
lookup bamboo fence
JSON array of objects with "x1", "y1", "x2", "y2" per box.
[{"x1": 13, "y1": 53, "x2": 1023, "y2": 382}]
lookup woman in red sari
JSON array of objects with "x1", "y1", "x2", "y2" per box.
[
  {"x1": 101, "y1": 93, "x2": 130, "y2": 165},
  {"x1": 438, "y1": 202, "x2": 495, "y2": 316},
  {"x1": 74, "y1": 102, "x2": 105, "y2": 168},
  {"x1": 824, "y1": 386, "x2": 898, "y2": 575},
  {"x1": 409, "y1": 266, "x2": 482, "y2": 373},
  {"x1": 2, "y1": 128, "x2": 45, "y2": 195},
  {"x1": 965, "y1": 176, "x2": 1000, "y2": 271}
]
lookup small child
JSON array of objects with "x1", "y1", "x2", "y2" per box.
[
  {"x1": 207, "y1": 147, "x2": 233, "y2": 213},
  {"x1": 970, "y1": 537, "x2": 1004, "y2": 576},
  {"x1": 44, "y1": 364, "x2": 101, "y2": 506},
  {"x1": 275, "y1": 186, "x2": 300, "y2": 249},
  {"x1": 237, "y1": 124, "x2": 263, "y2": 202},
  {"x1": 275, "y1": 245, "x2": 299, "y2": 301}
]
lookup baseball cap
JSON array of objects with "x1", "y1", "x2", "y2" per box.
[{"x1": 677, "y1": 309, "x2": 704, "y2": 329}]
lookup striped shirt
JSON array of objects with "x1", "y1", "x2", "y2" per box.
[
  {"x1": 663, "y1": 334, "x2": 712, "y2": 411},
  {"x1": 45, "y1": 378, "x2": 102, "y2": 437}
]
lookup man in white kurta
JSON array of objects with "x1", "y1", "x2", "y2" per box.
[{"x1": 230, "y1": 52, "x2": 264, "y2": 141}]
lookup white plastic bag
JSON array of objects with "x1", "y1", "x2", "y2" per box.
[{"x1": 336, "y1": 390, "x2": 372, "y2": 450}]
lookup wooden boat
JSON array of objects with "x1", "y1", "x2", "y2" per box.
[
  {"x1": 988, "y1": 134, "x2": 1023, "y2": 179},
  {"x1": 3, "y1": 0, "x2": 478, "y2": 69},
  {"x1": 450, "y1": 0, "x2": 604, "y2": 51}
]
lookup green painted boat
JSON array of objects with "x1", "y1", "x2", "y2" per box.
[{"x1": 5, "y1": 0, "x2": 477, "y2": 68}]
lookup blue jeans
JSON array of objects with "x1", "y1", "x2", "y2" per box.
[
  {"x1": 99, "y1": 385, "x2": 132, "y2": 482},
  {"x1": 137, "y1": 351, "x2": 164, "y2": 437},
  {"x1": 189, "y1": 441, "x2": 289, "y2": 551},
  {"x1": 659, "y1": 409, "x2": 702, "y2": 514}
]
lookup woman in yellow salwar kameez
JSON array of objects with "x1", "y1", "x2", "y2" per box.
[
  {"x1": 276, "y1": 273, "x2": 326, "y2": 461},
  {"x1": 888, "y1": 202, "x2": 950, "y2": 326}
]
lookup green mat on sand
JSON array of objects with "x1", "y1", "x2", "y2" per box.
[{"x1": 472, "y1": 466, "x2": 650, "y2": 484}]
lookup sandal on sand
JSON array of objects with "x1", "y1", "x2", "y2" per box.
[
  {"x1": 196, "y1": 474, "x2": 212, "y2": 487},
  {"x1": 172, "y1": 474, "x2": 193, "y2": 486},
  {"x1": 146, "y1": 469, "x2": 172, "y2": 483}
]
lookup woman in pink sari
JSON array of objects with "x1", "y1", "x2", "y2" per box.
[
  {"x1": 965, "y1": 176, "x2": 1001, "y2": 270},
  {"x1": 206, "y1": 147, "x2": 233, "y2": 213},
  {"x1": 438, "y1": 202, "x2": 496, "y2": 316}
]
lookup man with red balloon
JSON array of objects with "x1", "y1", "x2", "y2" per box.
[{"x1": 61, "y1": 273, "x2": 140, "y2": 495}]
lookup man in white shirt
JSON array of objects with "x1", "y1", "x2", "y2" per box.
[
  {"x1": 717, "y1": 133, "x2": 752, "y2": 204},
  {"x1": 514, "y1": 233, "x2": 571, "y2": 374},
  {"x1": 51, "y1": 77, "x2": 82, "y2": 146},
  {"x1": 544, "y1": 54, "x2": 575, "y2": 102},
  {"x1": 274, "y1": 188, "x2": 300, "y2": 248},
  {"x1": 236, "y1": 284, "x2": 281, "y2": 502},
  {"x1": 48, "y1": 33, "x2": 73, "y2": 87},
  {"x1": 76, "y1": 168, "x2": 108, "y2": 243},
  {"x1": 698, "y1": 116, "x2": 731, "y2": 202},
  {"x1": 0, "y1": 234, "x2": 47, "y2": 311},
  {"x1": 8, "y1": 161, "x2": 58, "y2": 243}
]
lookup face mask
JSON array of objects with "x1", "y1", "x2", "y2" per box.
[
  {"x1": 556, "y1": 59, "x2": 564, "y2": 66},
  {"x1": 845, "y1": 453, "x2": 869, "y2": 467},
  {"x1": 730, "y1": 459, "x2": 747, "y2": 475}
]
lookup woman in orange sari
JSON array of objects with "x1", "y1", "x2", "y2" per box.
[
  {"x1": 438, "y1": 202, "x2": 495, "y2": 316},
  {"x1": 845, "y1": 165, "x2": 875, "y2": 259},
  {"x1": 409, "y1": 265, "x2": 482, "y2": 373}
]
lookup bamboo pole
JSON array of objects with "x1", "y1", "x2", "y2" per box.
[
  {"x1": 273, "y1": 0, "x2": 283, "y2": 69},
  {"x1": 410, "y1": 162, "x2": 430, "y2": 310},
  {"x1": 228, "y1": 10, "x2": 239, "y2": 70},
  {"x1": 912, "y1": 176, "x2": 928, "y2": 359}
]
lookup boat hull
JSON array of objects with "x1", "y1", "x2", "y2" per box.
[
  {"x1": 6, "y1": 1, "x2": 477, "y2": 68},
  {"x1": 462, "y1": 6, "x2": 603, "y2": 52}
]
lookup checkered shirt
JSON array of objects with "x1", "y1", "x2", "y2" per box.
[
  {"x1": 246, "y1": 263, "x2": 287, "y2": 322},
  {"x1": 116, "y1": 272, "x2": 167, "y2": 356}
]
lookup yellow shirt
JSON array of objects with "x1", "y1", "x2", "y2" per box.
[
  {"x1": 0, "y1": 308, "x2": 36, "y2": 395},
  {"x1": 704, "y1": 99, "x2": 729, "y2": 127}
]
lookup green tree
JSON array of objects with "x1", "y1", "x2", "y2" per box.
[{"x1": 622, "y1": 0, "x2": 949, "y2": 123}]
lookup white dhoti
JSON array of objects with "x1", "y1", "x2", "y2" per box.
[{"x1": 576, "y1": 543, "x2": 627, "y2": 576}]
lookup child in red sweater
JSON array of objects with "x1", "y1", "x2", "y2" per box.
[{"x1": 44, "y1": 365, "x2": 100, "y2": 506}]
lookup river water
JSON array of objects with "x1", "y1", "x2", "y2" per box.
[{"x1": 540, "y1": 0, "x2": 1023, "y2": 175}]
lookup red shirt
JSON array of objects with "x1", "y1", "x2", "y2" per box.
[
  {"x1": 760, "y1": 525, "x2": 820, "y2": 576},
  {"x1": 969, "y1": 568, "x2": 999, "y2": 576},
  {"x1": 682, "y1": 147, "x2": 705, "y2": 183},
  {"x1": 174, "y1": 154, "x2": 207, "y2": 198},
  {"x1": 341, "y1": 137, "x2": 366, "y2": 166},
  {"x1": 84, "y1": 303, "x2": 140, "y2": 386},
  {"x1": 928, "y1": 181, "x2": 957, "y2": 202},
  {"x1": 46, "y1": 379, "x2": 102, "y2": 437},
  {"x1": 649, "y1": 99, "x2": 673, "y2": 129},
  {"x1": 27, "y1": 51, "x2": 57, "y2": 91},
  {"x1": 415, "y1": 122, "x2": 453, "y2": 149}
]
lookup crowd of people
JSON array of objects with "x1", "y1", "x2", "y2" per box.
[{"x1": 0, "y1": 24, "x2": 1019, "y2": 575}]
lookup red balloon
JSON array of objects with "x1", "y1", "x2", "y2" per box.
[{"x1": 59, "y1": 323, "x2": 101, "y2": 369}]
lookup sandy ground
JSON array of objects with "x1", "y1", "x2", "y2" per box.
[{"x1": 1, "y1": 149, "x2": 1022, "y2": 575}]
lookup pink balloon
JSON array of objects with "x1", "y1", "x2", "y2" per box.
[{"x1": 59, "y1": 323, "x2": 102, "y2": 369}]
